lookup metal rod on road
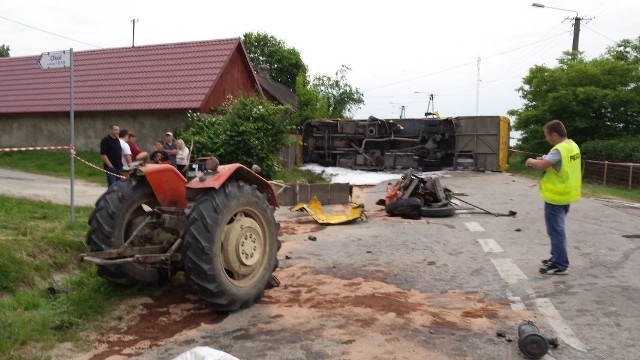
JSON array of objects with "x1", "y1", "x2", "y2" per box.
[{"x1": 451, "y1": 195, "x2": 516, "y2": 217}]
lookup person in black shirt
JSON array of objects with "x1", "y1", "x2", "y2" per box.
[
  {"x1": 149, "y1": 140, "x2": 171, "y2": 164},
  {"x1": 100, "y1": 124, "x2": 123, "y2": 186}
]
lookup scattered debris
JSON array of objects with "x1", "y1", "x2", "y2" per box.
[
  {"x1": 381, "y1": 169, "x2": 456, "y2": 218},
  {"x1": 515, "y1": 228, "x2": 522, "y2": 232},
  {"x1": 308, "y1": 235, "x2": 317, "y2": 241}
]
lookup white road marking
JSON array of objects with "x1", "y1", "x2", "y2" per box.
[
  {"x1": 457, "y1": 213, "x2": 471, "y2": 217},
  {"x1": 535, "y1": 298, "x2": 587, "y2": 352},
  {"x1": 464, "y1": 222, "x2": 485, "y2": 232},
  {"x1": 525, "y1": 287, "x2": 537, "y2": 298},
  {"x1": 477, "y1": 238, "x2": 504, "y2": 253},
  {"x1": 491, "y1": 258, "x2": 528, "y2": 284},
  {"x1": 508, "y1": 295, "x2": 527, "y2": 311},
  {"x1": 505, "y1": 290, "x2": 527, "y2": 311}
]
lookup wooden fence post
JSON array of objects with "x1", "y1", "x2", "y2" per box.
[
  {"x1": 630, "y1": 165, "x2": 634, "y2": 190},
  {"x1": 603, "y1": 161, "x2": 608, "y2": 186}
]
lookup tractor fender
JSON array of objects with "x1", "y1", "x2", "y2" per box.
[
  {"x1": 138, "y1": 164, "x2": 188, "y2": 208},
  {"x1": 186, "y1": 163, "x2": 279, "y2": 207}
]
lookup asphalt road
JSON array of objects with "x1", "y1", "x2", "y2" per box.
[
  {"x1": 2, "y1": 168, "x2": 639, "y2": 359},
  {"x1": 0, "y1": 168, "x2": 105, "y2": 206}
]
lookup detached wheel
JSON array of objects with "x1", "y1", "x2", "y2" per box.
[
  {"x1": 385, "y1": 197, "x2": 422, "y2": 216},
  {"x1": 420, "y1": 204, "x2": 456, "y2": 217},
  {"x1": 182, "y1": 180, "x2": 279, "y2": 311},
  {"x1": 86, "y1": 177, "x2": 168, "y2": 285}
]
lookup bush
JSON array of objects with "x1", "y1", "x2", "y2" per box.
[
  {"x1": 178, "y1": 96, "x2": 296, "y2": 178},
  {"x1": 581, "y1": 137, "x2": 640, "y2": 162}
]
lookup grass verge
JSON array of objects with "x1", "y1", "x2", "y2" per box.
[{"x1": 0, "y1": 196, "x2": 150, "y2": 359}]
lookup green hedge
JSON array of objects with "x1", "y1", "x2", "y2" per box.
[{"x1": 581, "y1": 137, "x2": 640, "y2": 162}]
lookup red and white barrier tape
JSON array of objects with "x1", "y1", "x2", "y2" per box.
[
  {"x1": 0, "y1": 144, "x2": 127, "y2": 179},
  {"x1": 0, "y1": 145, "x2": 71, "y2": 152},
  {"x1": 72, "y1": 154, "x2": 126, "y2": 179}
]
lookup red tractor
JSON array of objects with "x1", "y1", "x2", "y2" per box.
[{"x1": 80, "y1": 159, "x2": 280, "y2": 311}]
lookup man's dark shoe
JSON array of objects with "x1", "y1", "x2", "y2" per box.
[
  {"x1": 539, "y1": 262, "x2": 568, "y2": 275},
  {"x1": 541, "y1": 257, "x2": 553, "y2": 266}
]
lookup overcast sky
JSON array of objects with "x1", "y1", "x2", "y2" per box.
[{"x1": 2, "y1": 0, "x2": 638, "y2": 122}]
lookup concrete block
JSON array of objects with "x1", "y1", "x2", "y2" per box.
[
  {"x1": 330, "y1": 183, "x2": 352, "y2": 204},
  {"x1": 309, "y1": 184, "x2": 330, "y2": 204},
  {"x1": 276, "y1": 185, "x2": 297, "y2": 206},
  {"x1": 297, "y1": 184, "x2": 310, "y2": 204}
]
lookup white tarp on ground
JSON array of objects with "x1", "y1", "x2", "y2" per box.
[
  {"x1": 300, "y1": 164, "x2": 402, "y2": 186},
  {"x1": 300, "y1": 163, "x2": 444, "y2": 186},
  {"x1": 172, "y1": 346, "x2": 239, "y2": 360}
]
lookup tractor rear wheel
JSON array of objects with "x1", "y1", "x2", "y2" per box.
[
  {"x1": 86, "y1": 177, "x2": 168, "y2": 285},
  {"x1": 182, "y1": 180, "x2": 279, "y2": 311}
]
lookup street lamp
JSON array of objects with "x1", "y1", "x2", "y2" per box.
[{"x1": 532, "y1": 2, "x2": 582, "y2": 57}]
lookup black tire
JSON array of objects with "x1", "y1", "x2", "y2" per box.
[
  {"x1": 181, "y1": 180, "x2": 279, "y2": 311},
  {"x1": 420, "y1": 205, "x2": 456, "y2": 218},
  {"x1": 86, "y1": 177, "x2": 168, "y2": 285},
  {"x1": 385, "y1": 197, "x2": 422, "y2": 216}
]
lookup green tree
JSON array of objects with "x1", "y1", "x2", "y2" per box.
[
  {"x1": 0, "y1": 44, "x2": 9, "y2": 57},
  {"x1": 242, "y1": 32, "x2": 307, "y2": 91},
  {"x1": 178, "y1": 96, "x2": 295, "y2": 177},
  {"x1": 242, "y1": 32, "x2": 365, "y2": 128},
  {"x1": 309, "y1": 65, "x2": 365, "y2": 119},
  {"x1": 509, "y1": 42, "x2": 640, "y2": 155},
  {"x1": 293, "y1": 65, "x2": 365, "y2": 128},
  {"x1": 604, "y1": 35, "x2": 640, "y2": 66}
]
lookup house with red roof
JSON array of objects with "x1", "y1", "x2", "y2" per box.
[{"x1": 0, "y1": 38, "x2": 264, "y2": 151}]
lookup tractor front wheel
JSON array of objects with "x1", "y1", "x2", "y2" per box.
[{"x1": 182, "y1": 180, "x2": 279, "y2": 311}]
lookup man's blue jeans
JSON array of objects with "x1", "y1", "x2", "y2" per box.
[
  {"x1": 106, "y1": 168, "x2": 119, "y2": 187},
  {"x1": 544, "y1": 202, "x2": 570, "y2": 271}
]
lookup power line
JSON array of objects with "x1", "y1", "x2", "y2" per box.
[
  {"x1": 364, "y1": 32, "x2": 572, "y2": 92},
  {"x1": 0, "y1": 14, "x2": 102, "y2": 49},
  {"x1": 582, "y1": 24, "x2": 618, "y2": 44}
]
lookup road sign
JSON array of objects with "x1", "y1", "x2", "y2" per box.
[{"x1": 38, "y1": 51, "x2": 71, "y2": 70}]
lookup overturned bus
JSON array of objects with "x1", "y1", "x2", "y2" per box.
[{"x1": 302, "y1": 115, "x2": 510, "y2": 172}]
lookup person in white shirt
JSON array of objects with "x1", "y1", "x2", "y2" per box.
[
  {"x1": 118, "y1": 129, "x2": 133, "y2": 175},
  {"x1": 176, "y1": 139, "x2": 190, "y2": 173}
]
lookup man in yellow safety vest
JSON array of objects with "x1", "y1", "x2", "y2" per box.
[{"x1": 525, "y1": 120, "x2": 581, "y2": 275}]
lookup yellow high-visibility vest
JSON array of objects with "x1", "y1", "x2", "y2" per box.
[{"x1": 540, "y1": 140, "x2": 582, "y2": 205}]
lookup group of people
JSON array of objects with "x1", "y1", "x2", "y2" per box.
[{"x1": 100, "y1": 124, "x2": 190, "y2": 186}]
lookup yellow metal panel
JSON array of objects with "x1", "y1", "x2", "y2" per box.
[
  {"x1": 290, "y1": 196, "x2": 365, "y2": 225},
  {"x1": 499, "y1": 115, "x2": 510, "y2": 172}
]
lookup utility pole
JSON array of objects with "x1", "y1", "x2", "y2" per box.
[
  {"x1": 532, "y1": 3, "x2": 590, "y2": 60},
  {"x1": 131, "y1": 19, "x2": 139, "y2": 47},
  {"x1": 571, "y1": 16, "x2": 581, "y2": 54},
  {"x1": 414, "y1": 91, "x2": 437, "y2": 117},
  {"x1": 475, "y1": 56, "x2": 481, "y2": 116}
]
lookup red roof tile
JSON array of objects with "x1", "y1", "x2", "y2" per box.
[{"x1": 0, "y1": 38, "x2": 250, "y2": 114}]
